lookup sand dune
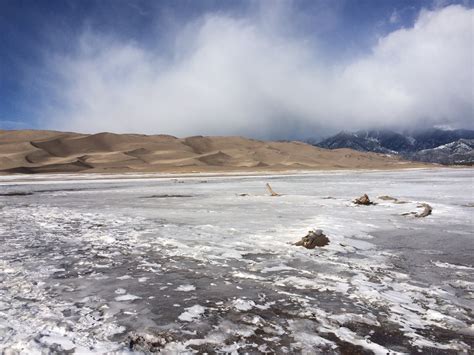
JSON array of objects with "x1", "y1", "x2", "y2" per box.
[{"x1": 0, "y1": 129, "x2": 428, "y2": 174}]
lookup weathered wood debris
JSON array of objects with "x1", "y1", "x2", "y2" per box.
[
  {"x1": 378, "y1": 195, "x2": 408, "y2": 204},
  {"x1": 415, "y1": 203, "x2": 432, "y2": 217},
  {"x1": 294, "y1": 229, "x2": 329, "y2": 249},
  {"x1": 266, "y1": 183, "x2": 280, "y2": 196},
  {"x1": 378, "y1": 195, "x2": 397, "y2": 201},
  {"x1": 402, "y1": 203, "x2": 433, "y2": 217}
]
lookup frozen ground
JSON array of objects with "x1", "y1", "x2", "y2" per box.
[{"x1": 0, "y1": 169, "x2": 473, "y2": 354}]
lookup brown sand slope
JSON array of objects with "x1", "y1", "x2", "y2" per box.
[{"x1": 0, "y1": 130, "x2": 428, "y2": 174}]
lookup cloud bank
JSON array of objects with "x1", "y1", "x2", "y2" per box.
[{"x1": 42, "y1": 4, "x2": 473, "y2": 138}]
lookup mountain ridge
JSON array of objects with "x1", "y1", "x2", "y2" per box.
[{"x1": 311, "y1": 129, "x2": 474, "y2": 165}]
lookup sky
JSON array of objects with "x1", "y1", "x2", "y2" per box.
[{"x1": 1, "y1": 0, "x2": 473, "y2": 139}]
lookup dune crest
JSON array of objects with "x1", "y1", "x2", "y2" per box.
[{"x1": 0, "y1": 130, "x2": 427, "y2": 174}]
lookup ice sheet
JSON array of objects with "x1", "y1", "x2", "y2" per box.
[{"x1": 0, "y1": 168, "x2": 473, "y2": 353}]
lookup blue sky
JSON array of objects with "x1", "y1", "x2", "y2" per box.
[{"x1": 1, "y1": 0, "x2": 472, "y2": 138}]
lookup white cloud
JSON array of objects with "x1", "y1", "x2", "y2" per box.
[
  {"x1": 389, "y1": 10, "x2": 400, "y2": 24},
  {"x1": 42, "y1": 5, "x2": 474, "y2": 138}
]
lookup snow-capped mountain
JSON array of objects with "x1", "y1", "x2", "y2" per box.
[
  {"x1": 310, "y1": 129, "x2": 474, "y2": 165},
  {"x1": 409, "y1": 139, "x2": 474, "y2": 165}
]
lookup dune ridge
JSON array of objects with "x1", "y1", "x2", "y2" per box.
[{"x1": 0, "y1": 130, "x2": 427, "y2": 174}]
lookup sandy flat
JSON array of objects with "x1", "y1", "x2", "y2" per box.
[{"x1": 0, "y1": 129, "x2": 428, "y2": 174}]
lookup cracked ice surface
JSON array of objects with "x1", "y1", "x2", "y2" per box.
[{"x1": 0, "y1": 169, "x2": 473, "y2": 354}]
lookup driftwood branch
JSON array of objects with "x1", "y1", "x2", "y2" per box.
[
  {"x1": 402, "y1": 203, "x2": 433, "y2": 217},
  {"x1": 378, "y1": 195, "x2": 398, "y2": 201},
  {"x1": 266, "y1": 183, "x2": 280, "y2": 196},
  {"x1": 415, "y1": 203, "x2": 432, "y2": 217},
  {"x1": 378, "y1": 195, "x2": 408, "y2": 204}
]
